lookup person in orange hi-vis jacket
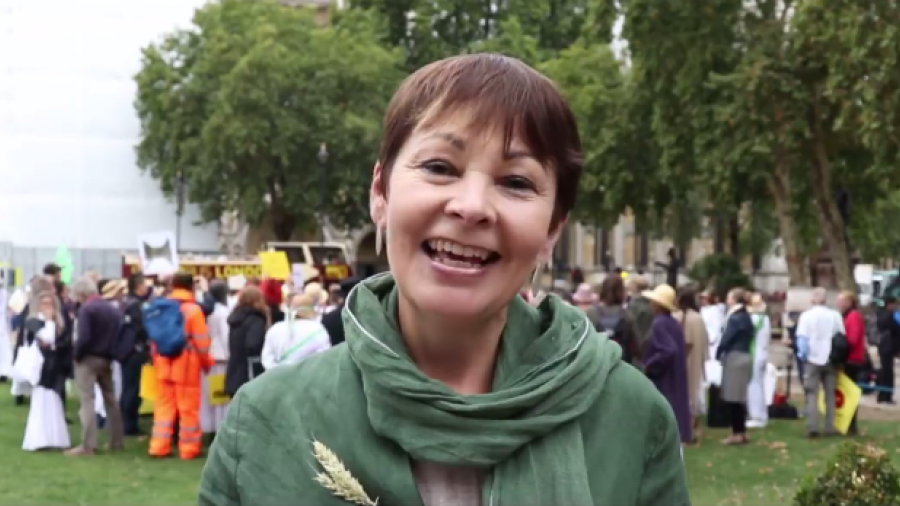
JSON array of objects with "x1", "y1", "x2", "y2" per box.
[{"x1": 149, "y1": 272, "x2": 214, "y2": 460}]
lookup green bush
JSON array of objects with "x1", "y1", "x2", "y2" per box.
[
  {"x1": 686, "y1": 254, "x2": 753, "y2": 299},
  {"x1": 794, "y1": 442, "x2": 900, "y2": 506}
]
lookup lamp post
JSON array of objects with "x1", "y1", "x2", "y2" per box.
[
  {"x1": 317, "y1": 143, "x2": 328, "y2": 245},
  {"x1": 175, "y1": 171, "x2": 186, "y2": 253}
]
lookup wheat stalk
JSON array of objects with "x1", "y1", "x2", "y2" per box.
[{"x1": 312, "y1": 440, "x2": 379, "y2": 506}]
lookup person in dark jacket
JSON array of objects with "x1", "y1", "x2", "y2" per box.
[
  {"x1": 716, "y1": 288, "x2": 755, "y2": 445},
  {"x1": 641, "y1": 284, "x2": 693, "y2": 445},
  {"x1": 626, "y1": 276, "x2": 654, "y2": 366},
  {"x1": 66, "y1": 277, "x2": 125, "y2": 457},
  {"x1": 119, "y1": 272, "x2": 152, "y2": 436},
  {"x1": 52, "y1": 280, "x2": 75, "y2": 419},
  {"x1": 587, "y1": 276, "x2": 637, "y2": 365},
  {"x1": 321, "y1": 277, "x2": 362, "y2": 347},
  {"x1": 225, "y1": 286, "x2": 270, "y2": 397},
  {"x1": 876, "y1": 296, "x2": 900, "y2": 404}
]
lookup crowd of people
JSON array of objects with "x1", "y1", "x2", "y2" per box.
[
  {"x1": 561, "y1": 276, "x2": 900, "y2": 445},
  {"x1": 557, "y1": 275, "x2": 773, "y2": 446},
  {"x1": 2, "y1": 261, "x2": 359, "y2": 458},
  {"x1": 3, "y1": 263, "x2": 895, "y2": 462}
]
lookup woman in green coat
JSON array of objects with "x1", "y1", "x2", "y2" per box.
[{"x1": 199, "y1": 53, "x2": 691, "y2": 506}]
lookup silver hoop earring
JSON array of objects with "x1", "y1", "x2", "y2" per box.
[{"x1": 375, "y1": 226, "x2": 383, "y2": 256}]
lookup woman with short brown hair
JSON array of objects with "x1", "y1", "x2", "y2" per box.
[
  {"x1": 201, "y1": 54, "x2": 688, "y2": 506},
  {"x1": 224, "y1": 286, "x2": 270, "y2": 397}
]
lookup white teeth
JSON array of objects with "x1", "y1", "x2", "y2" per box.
[
  {"x1": 427, "y1": 239, "x2": 491, "y2": 260},
  {"x1": 434, "y1": 256, "x2": 482, "y2": 269}
]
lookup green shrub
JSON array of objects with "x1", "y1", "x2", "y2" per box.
[
  {"x1": 686, "y1": 254, "x2": 753, "y2": 299},
  {"x1": 794, "y1": 442, "x2": 900, "y2": 506}
]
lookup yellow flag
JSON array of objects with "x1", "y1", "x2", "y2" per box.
[
  {"x1": 207, "y1": 373, "x2": 229, "y2": 406},
  {"x1": 259, "y1": 251, "x2": 291, "y2": 280},
  {"x1": 139, "y1": 364, "x2": 157, "y2": 415},
  {"x1": 817, "y1": 370, "x2": 862, "y2": 435},
  {"x1": 139, "y1": 364, "x2": 158, "y2": 402}
]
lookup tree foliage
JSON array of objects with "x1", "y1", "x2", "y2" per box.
[
  {"x1": 617, "y1": 0, "x2": 900, "y2": 289},
  {"x1": 348, "y1": 0, "x2": 617, "y2": 70},
  {"x1": 134, "y1": 0, "x2": 404, "y2": 240}
]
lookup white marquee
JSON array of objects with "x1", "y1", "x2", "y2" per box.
[{"x1": 0, "y1": 0, "x2": 218, "y2": 251}]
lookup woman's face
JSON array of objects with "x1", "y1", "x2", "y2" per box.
[{"x1": 371, "y1": 112, "x2": 561, "y2": 319}]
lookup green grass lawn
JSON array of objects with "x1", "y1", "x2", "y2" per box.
[
  {"x1": 0, "y1": 385, "x2": 897, "y2": 505},
  {"x1": 685, "y1": 417, "x2": 900, "y2": 505}
]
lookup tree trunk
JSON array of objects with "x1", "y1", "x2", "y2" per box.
[
  {"x1": 766, "y1": 169, "x2": 807, "y2": 286},
  {"x1": 728, "y1": 211, "x2": 740, "y2": 258},
  {"x1": 807, "y1": 103, "x2": 856, "y2": 291},
  {"x1": 271, "y1": 208, "x2": 296, "y2": 242},
  {"x1": 713, "y1": 214, "x2": 725, "y2": 254}
]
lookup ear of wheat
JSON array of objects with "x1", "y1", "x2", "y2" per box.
[{"x1": 312, "y1": 440, "x2": 379, "y2": 506}]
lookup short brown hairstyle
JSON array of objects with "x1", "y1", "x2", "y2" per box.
[
  {"x1": 237, "y1": 286, "x2": 272, "y2": 327},
  {"x1": 171, "y1": 272, "x2": 194, "y2": 291},
  {"x1": 599, "y1": 276, "x2": 625, "y2": 306},
  {"x1": 839, "y1": 290, "x2": 857, "y2": 310},
  {"x1": 377, "y1": 53, "x2": 582, "y2": 228}
]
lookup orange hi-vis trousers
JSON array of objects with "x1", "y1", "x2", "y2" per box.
[
  {"x1": 148, "y1": 292, "x2": 212, "y2": 460},
  {"x1": 149, "y1": 379, "x2": 203, "y2": 460}
]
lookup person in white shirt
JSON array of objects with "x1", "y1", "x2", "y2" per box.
[
  {"x1": 700, "y1": 291, "x2": 727, "y2": 361},
  {"x1": 746, "y1": 293, "x2": 771, "y2": 429},
  {"x1": 261, "y1": 293, "x2": 330, "y2": 370},
  {"x1": 201, "y1": 280, "x2": 232, "y2": 433},
  {"x1": 795, "y1": 287, "x2": 844, "y2": 437}
]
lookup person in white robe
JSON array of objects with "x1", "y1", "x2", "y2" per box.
[
  {"x1": 201, "y1": 280, "x2": 232, "y2": 433},
  {"x1": 10, "y1": 282, "x2": 38, "y2": 399},
  {"x1": 746, "y1": 294, "x2": 771, "y2": 429},
  {"x1": 22, "y1": 291, "x2": 71, "y2": 451},
  {"x1": 0, "y1": 282, "x2": 13, "y2": 380},
  {"x1": 700, "y1": 292, "x2": 727, "y2": 359},
  {"x1": 261, "y1": 293, "x2": 331, "y2": 371}
]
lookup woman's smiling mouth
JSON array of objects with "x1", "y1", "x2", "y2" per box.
[{"x1": 422, "y1": 239, "x2": 501, "y2": 271}]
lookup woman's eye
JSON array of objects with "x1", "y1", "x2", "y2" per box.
[
  {"x1": 501, "y1": 176, "x2": 536, "y2": 192},
  {"x1": 419, "y1": 160, "x2": 456, "y2": 176}
]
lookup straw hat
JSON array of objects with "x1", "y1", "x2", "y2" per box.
[
  {"x1": 102, "y1": 279, "x2": 126, "y2": 300},
  {"x1": 748, "y1": 293, "x2": 767, "y2": 313},
  {"x1": 641, "y1": 284, "x2": 677, "y2": 312},
  {"x1": 290, "y1": 293, "x2": 318, "y2": 320},
  {"x1": 303, "y1": 282, "x2": 329, "y2": 305},
  {"x1": 571, "y1": 283, "x2": 597, "y2": 304}
]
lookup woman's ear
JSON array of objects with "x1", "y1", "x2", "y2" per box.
[
  {"x1": 537, "y1": 217, "x2": 568, "y2": 264},
  {"x1": 370, "y1": 162, "x2": 387, "y2": 229}
]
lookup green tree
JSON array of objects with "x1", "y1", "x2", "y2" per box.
[
  {"x1": 134, "y1": 0, "x2": 403, "y2": 240},
  {"x1": 347, "y1": 0, "x2": 617, "y2": 69},
  {"x1": 540, "y1": 42, "x2": 663, "y2": 230},
  {"x1": 622, "y1": 0, "x2": 900, "y2": 290}
]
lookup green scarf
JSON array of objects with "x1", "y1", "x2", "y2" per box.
[{"x1": 343, "y1": 274, "x2": 620, "y2": 505}]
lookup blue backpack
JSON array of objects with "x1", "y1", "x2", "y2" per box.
[{"x1": 142, "y1": 298, "x2": 188, "y2": 358}]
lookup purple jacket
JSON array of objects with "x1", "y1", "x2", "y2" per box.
[
  {"x1": 644, "y1": 313, "x2": 693, "y2": 443},
  {"x1": 74, "y1": 296, "x2": 122, "y2": 361}
]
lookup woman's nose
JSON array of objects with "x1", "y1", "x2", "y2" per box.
[{"x1": 444, "y1": 176, "x2": 497, "y2": 225}]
